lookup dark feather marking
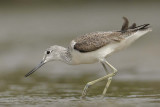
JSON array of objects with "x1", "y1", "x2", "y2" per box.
[
  {"x1": 129, "y1": 23, "x2": 136, "y2": 29},
  {"x1": 121, "y1": 17, "x2": 129, "y2": 32},
  {"x1": 137, "y1": 24, "x2": 150, "y2": 30},
  {"x1": 131, "y1": 24, "x2": 150, "y2": 32}
]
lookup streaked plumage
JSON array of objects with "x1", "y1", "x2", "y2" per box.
[{"x1": 73, "y1": 31, "x2": 123, "y2": 53}]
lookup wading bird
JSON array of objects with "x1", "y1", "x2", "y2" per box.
[{"x1": 25, "y1": 17, "x2": 152, "y2": 98}]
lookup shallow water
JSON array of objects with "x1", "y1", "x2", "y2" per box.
[{"x1": 0, "y1": 72, "x2": 160, "y2": 107}]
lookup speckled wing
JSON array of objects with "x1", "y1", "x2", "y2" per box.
[{"x1": 73, "y1": 32, "x2": 124, "y2": 52}]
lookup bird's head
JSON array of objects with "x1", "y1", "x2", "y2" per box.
[
  {"x1": 25, "y1": 45, "x2": 64, "y2": 77},
  {"x1": 43, "y1": 45, "x2": 64, "y2": 63}
]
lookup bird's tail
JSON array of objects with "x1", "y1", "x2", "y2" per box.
[
  {"x1": 120, "y1": 17, "x2": 151, "y2": 32},
  {"x1": 132, "y1": 24, "x2": 150, "y2": 31}
]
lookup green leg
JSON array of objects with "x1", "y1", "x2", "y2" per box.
[
  {"x1": 102, "y1": 77, "x2": 112, "y2": 96},
  {"x1": 102, "y1": 59, "x2": 117, "y2": 97},
  {"x1": 81, "y1": 59, "x2": 117, "y2": 98},
  {"x1": 101, "y1": 62, "x2": 110, "y2": 74},
  {"x1": 104, "y1": 59, "x2": 117, "y2": 75},
  {"x1": 101, "y1": 61, "x2": 113, "y2": 96},
  {"x1": 81, "y1": 71, "x2": 115, "y2": 98}
]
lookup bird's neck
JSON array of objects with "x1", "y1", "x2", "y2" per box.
[{"x1": 59, "y1": 46, "x2": 72, "y2": 64}]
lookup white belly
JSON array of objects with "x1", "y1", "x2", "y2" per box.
[
  {"x1": 70, "y1": 43, "x2": 119, "y2": 65},
  {"x1": 70, "y1": 29, "x2": 151, "y2": 65}
]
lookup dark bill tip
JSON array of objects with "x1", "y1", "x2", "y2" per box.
[{"x1": 25, "y1": 61, "x2": 45, "y2": 77}]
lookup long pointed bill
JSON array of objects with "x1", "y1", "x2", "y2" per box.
[{"x1": 25, "y1": 61, "x2": 45, "y2": 77}]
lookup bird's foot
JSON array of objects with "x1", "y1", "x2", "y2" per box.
[{"x1": 81, "y1": 83, "x2": 90, "y2": 98}]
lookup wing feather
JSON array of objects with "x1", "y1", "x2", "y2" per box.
[{"x1": 73, "y1": 32, "x2": 123, "y2": 52}]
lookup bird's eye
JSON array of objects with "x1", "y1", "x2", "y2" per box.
[{"x1": 46, "y1": 51, "x2": 50, "y2": 54}]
